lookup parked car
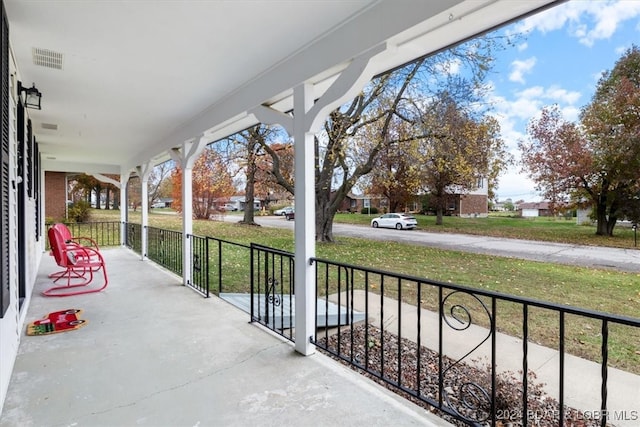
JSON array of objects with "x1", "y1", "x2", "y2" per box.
[
  {"x1": 370, "y1": 213, "x2": 417, "y2": 230},
  {"x1": 274, "y1": 206, "x2": 294, "y2": 216},
  {"x1": 223, "y1": 203, "x2": 238, "y2": 211},
  {"x1": 285, "y1": 210, "x2": 295, "y2": 221}
]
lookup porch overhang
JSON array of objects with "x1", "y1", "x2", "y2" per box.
[{"x1": 6, "y1": 0, "x2": 561, "y2": 174}]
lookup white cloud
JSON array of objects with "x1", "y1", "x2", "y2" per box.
[
  {"x1": 495, "y1": 167, "x2": 542, "y2": 202},
  {"x1": 615, "y1": 44, "x2": 631, "y2": 55},
  {"x1": 561, "y1": 105, "x2": 581, "y2": 122},
  {"x1": 544, "y1": 86, "x2": 581, "y2": 105},
  {"x1": 513, "y1": 0, "x2": 640, "y2": 47},
  {"x1": 517, "y1": 42, "x2": 528, "y2": 52},
  {"x1": 509, "y1": 57, "x2": 537, "y2": 84}
]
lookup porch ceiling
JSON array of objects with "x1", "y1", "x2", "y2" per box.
[{"x1": 6, "y1": 0, "x2": 559, "y2": 175}]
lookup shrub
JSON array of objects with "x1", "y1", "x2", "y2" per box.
[
  {"x1": 361, "y1": 207, "x2": 378, "y2": 215},
  {"x1": 67, "y1": 200, "x2": 92, "y2": 223}
]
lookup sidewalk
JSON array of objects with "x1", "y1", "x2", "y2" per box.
[{"x1": 336, "y1": 290, "x2": 640, "y2": 427}]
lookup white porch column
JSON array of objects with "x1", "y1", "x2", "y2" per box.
[
  {"x1": 119, "y1": 173, "x2": 130, "y2": 246},
  {"x1": 252, "y1": 44, "x2": 385, "y2": 355},
  {"x1": 170, "y1": 135, "x2": 209, "y2": 286},
  {"x1": 293, "y1": 83, "x2": 316, "y2": 355},
  {"x1": 136, "y1": 163, "x2": 153, "y2": 260}
]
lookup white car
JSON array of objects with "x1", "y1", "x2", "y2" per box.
[
  {"x1": 274, "y1": 206, "x2": 294, "y2": 216},
  {"x1": 370, "y1": 213, "x2": 418, "y2": 230}
]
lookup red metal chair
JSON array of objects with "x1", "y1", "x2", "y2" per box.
[
  {"x1": 43, "y1": 226, "x2": 108, "y2": 297},
  {"x1": 47, "y1": 223, "x2": 101, "y2": 280},
  {"x1": 53, "y1": 223, "x2": 100, "y2": 252}
]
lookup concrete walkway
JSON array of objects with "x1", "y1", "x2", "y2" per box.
[{"x1": 0, "y1": 249, "x2": 450, "y2": 427}]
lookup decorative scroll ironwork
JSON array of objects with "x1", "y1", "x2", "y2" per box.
[
  {"x1": 127, "y1": 224, "x2": 136, "y2": 248},
  {"x1": 440, "y1": 290, "x2": 493, "y2": 423},
  {"x1": 159, "y1": 229, "x2": 165, "y2": 263},
  {"x1": 193, "y1": 253, "x2": 201, "y2": 272},
  {"x1": 266, "y1": 277, "x2": 280, "y2": 307}
]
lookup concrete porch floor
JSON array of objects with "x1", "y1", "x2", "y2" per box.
[{"x1": 0, "y1": 248, "x2": 449, "y2": 427}]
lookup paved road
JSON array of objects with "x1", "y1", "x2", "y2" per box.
[{"x1": 224, "y1": 214, "x2": 640, "y2": 273}]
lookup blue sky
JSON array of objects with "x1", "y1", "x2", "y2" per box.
[{"x1": 487, "y1": 0, "x2": 640, "y2": 202}]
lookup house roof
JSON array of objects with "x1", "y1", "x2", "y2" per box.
[
  {"x1": 519, "y1": 202, "x2": 551, "y2": 210},
  {"x1": 6, "y1": 0, "x2": 559, "y2": 176}
]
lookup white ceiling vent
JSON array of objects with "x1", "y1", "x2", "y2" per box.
[
  {"x1": 41, "y1": 123, "x2": 58, "y2": 130},
  {"x1": 32, "y1": 47, "x2": 64, "y2": 70}
]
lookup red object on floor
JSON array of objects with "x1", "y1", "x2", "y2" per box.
[{"x1": 26, "y1": 309, "x2": 86, "y2": 335}]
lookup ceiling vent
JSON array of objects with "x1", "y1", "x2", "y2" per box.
[
  {"x1": 41, "y1": 123, "x2": 58, "y2": 130},
  {"x1": 32, "y1": 47, "x2": 64, "y2": 70}
]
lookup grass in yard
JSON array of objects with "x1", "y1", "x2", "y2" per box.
[{"x1": 87, "y1": 208, "x2": 640, "y2": 373}]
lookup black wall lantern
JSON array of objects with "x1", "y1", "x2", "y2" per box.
[{"x1": 18, "y1": 81, "x2": 42, "y2": 110}]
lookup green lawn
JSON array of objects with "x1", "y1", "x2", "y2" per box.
[{"x1": 88, "y1": 208, "x2": 640, "y2": 373}]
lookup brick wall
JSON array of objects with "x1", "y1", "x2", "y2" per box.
[
  {"x1": 45, "y1": 172, "x2": 66, "y2": 221},
  {"x1": 459, "y1": 194, "x2": 488, "y2": 217}
]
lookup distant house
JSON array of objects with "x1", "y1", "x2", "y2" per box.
[
  {"x1": 338, "y1": 193, "x2": 388, "y2": 213},
  {"x1": 151, "y1": 197, "x2": 173, "y2": 208},
  {"x1": 224, "y1": 195, "x2": 261, "y2": 211},
  {"x1": 337, "y1": 177, "x2": 489, "y2": 216},
  {"x1": 518, "y1": 202, "x2": 552, "y2": 217},
  {"x1": 432, "y1": 176, "x2": 489, "y2": 217}
]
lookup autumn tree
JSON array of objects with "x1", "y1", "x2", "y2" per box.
[
  {"x1": 361, "y1": 107, "x2": 421, "y2": 213},
  {"x1": 519, "y1": 106, "x2": 588, "y2": 215},
  {"x1": 580, "y1": 46, "x2": 640, "y2": 235},
  {"x1": 170, "y1": 147, "x2": 235, "y2": 219},
  {"x1": 520, "y1": 46, "x2": 640, "y2": 236},
  {"x1": 414, "y1": 93, "x2": 508, "y2": 225},
  {"x1": 220, "y1": 125, "x2": 287, "y2": 225},
  {"x1": 312, "y1": 65, "x2": 422, "y2": 242},
  {"x1": 263, "y1": 34, "x2": 511, "y2": 242},
  {"x1": 255, "y1": 141, "x2": 294, "y2": 206},
  {"x1": 148, "y1": 161, "x2": 174, "y2": 207},
  {"x1": 71, "y1": 174, "x2": 101, "y2": 207}
]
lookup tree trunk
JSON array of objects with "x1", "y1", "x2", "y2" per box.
[
  {"x1": 316, "y1": 193, "x2": 335, "y2": 242},
  {"x1": 317, "y1": 211, "x2": 335, "y2": 242},
  {"x1": 606, "y1": 216, "x2": 617, "y2": 236},
  {"x1": 436, "y1": 207, "x2": 444, "y2": 225},
  {"x1": 595, "y1": 197, "x2": 608, "y2": 236},
  {"x1": 242, "y1": 144, "x2": 258, "y2": 225}
]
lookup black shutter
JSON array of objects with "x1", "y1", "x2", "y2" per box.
[
  {"x1": 34, "y1": 141, "x2": 40, "y2": 240},
  {"x1": 0, "y1": 0, "x2": 10, "y2": 318},
  {"x1": 27, "y1": 118, "x2": 32, "y2": 197}
]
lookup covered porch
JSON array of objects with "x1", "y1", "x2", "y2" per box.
[{"x1": 0, "y1": 248, "x2": 447, "y2": 426}]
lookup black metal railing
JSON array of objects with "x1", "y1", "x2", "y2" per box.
[
  {"x1": 250, "y1": 243, "x2": 295, "y2": 342},
  {"x1": 45, "y1": 221, "x2": 121, "y2": 249},
  {"x1": 189, "y1": 234, "x2": 208, "y2": 296},
  {"x1": 205, "y1": 237, "x2": 251, "y2": 295},
  {"x1": 310, "y1": 256, "x2": 640, "y2": 427},
  {"x1": 147, "y1": 226, "x2": 183, "y2": 276},
  {"x1": 126, "y1": 222, "x2": 142, "y2": 254},
  {"x1": 113, "y1": 223, "x2": 640, "y2": 426}
]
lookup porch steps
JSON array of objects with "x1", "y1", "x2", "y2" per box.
[{"x1": 219, "y1": 293, "x2": 365, "y2": 329}]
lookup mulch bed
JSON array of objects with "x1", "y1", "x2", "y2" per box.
[{"x1": 316, "y1": 324, "x2": 602, "y2": 427}]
